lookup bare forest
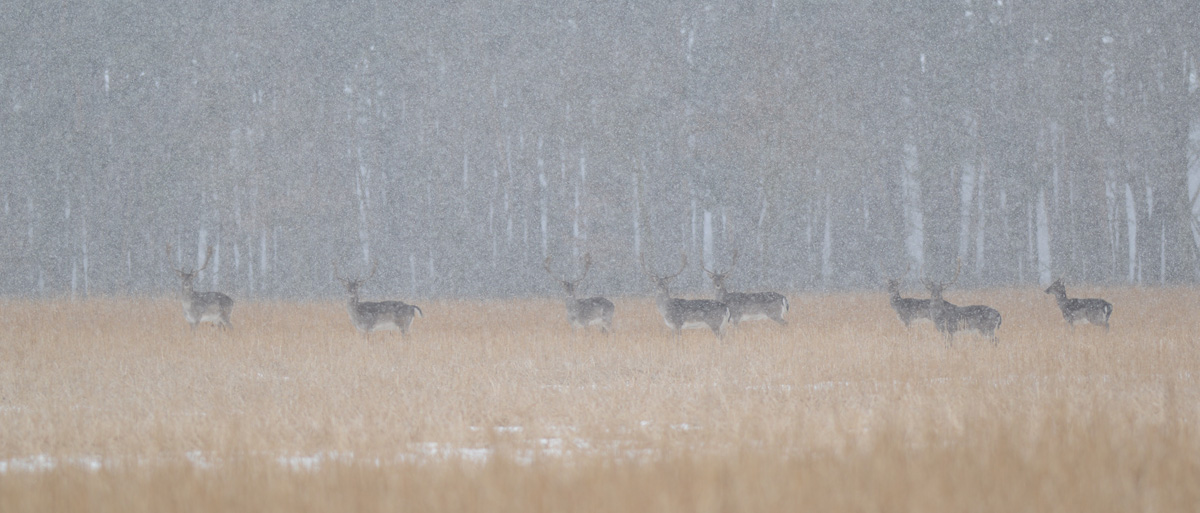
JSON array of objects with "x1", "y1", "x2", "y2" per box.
[{"x1": 3, "y1": 1, "x2": 1200, "y2": 299}]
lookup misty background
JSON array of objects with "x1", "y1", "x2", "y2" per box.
[{"x1": 2, "y1": 1, "x2": 1200, "y2": 300}]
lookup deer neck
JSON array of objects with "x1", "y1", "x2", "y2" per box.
[
  {"x1": 180, "y1": 281, "x2": 196, "y2": 301},
  {"x1": 654, "y1": 286, "x2": 674, "y2": 313},
  {"x1": 929, "y1": 291, "x2": 946, "y2": 306},
  {"x1": 714, "y1": 283, "x2": 729, "y2": 302},
  {"x1": 1051, "y1": 289, "x2": 1069, "y2": 306}
]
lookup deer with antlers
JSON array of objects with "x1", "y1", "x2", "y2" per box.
[
  {"x1": 700, "y1": 250, "x2": 788, "y2": 326},
  {"x1": 923, "y1": 260, "x2": 1002, "y2": 344},
  {"x1": 167, "y1": 245, "x2": 234, "y2": 331},
  {"x1": 544, "y1": 253, "x2": 615, "y2": 333},
  {"x1": 887, "y1": 265, "x2": 932, "y2": 327},
  {"x1": 1044, "y1": 278, "x2": 1112, "y2": 331},
  {"x1": 335, "y1": 260, "x2": 423, "y2": 340},
  {"x1": 641, "y1": 252, "x2": 731, "y2": 338}
]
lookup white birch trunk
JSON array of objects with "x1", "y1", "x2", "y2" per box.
[
  {"x1": 576, "y1": 146, "x2": 587, "y2": 256},
  {"x1": 805, "y1": 198, "x2": 814, "y2": 273},
  {"x1": 197, "y1": 228, "x2": 208, "y2": 282},
  {"x1": 1125, "y1": 183, "x2": 1138, "y2": 283},
  {"x1": 272, "y1": 226, "x2": 279, "y2": 285},
  {"x1": 1024, "y1": 200, "x2": 1033, "y2": 283},
  {"x1": 1000, "y1": 188, "x2": 1009, "y2": 277},
  {"x1": 538, "y1": 137, "x2": 548, "y2": 259},
  {"x1": 958, "y1": 162, "x2": 976, "y2": 263},
  {"x1": 1106, "y1": 179, "x2": 1118, "y2": 272},
  {"x1": 504, "y1": 188, "x2": 512, "y2": 245},
  {"x1": 974, "y1": 164, "x2": 987, "y2": 276},
  {"x1": 81, "y1": 219, "x2": 89, "y2": 297},
  {"x1": 632, "y1": 167, "x2": 642, "y2": 259},
  {"x1": 540, "y1": 171, "x2": 549, "y2": 259},
  {"x1": 260, "y1": 230, "x2": 268, "y2": 280},
  {"x1": 572, "y1": 181, "x2": 579, "y2": 259},
  {"x1": 703, "y1": 210, "x2": 714, "y2": 272},
  {"x1": 690, "y1": 188, "x2": 697, "y2": 257},
  {"x1": 247, "y1": 235, "x2": 255, "y2": 293},
  {"x1": 822, "y1": 193, "x2": 832, "y2": 284},
  {"x1": 757, "y1": 184, "x2": 768, "y2": 279},
  {"x1": 410, "y1": 253, "x2": 417, "y2": 295},
  {"x1": 901, "y1": 143, "x2": 924, "y2": 273},
  {"x1": 1036, "y1": 187, "x2": 1051, "y2": 285},
  {"x1": 1161, "y1": 220, "x2": 1167, "y2": 285},
  {"x1": 355, "y1": 159, "x2": 371, "y2": 265},
  {"x1": 428, "y1": 254, "x2": 436, "y2": 295},
  {"x1": 463, "y1": 151, "x2": 470, "y2": 189},
  {"x1": 1188, "y1": 111, "x2": 1200, "y2": 263},
  {"x1": 233, "y1": 243, "x2": 241, "y2": 285},
  {"x1": 489, "y1": 201, "x2": 496, "y2": 266},
  {"x1": 212, "y1": 233, "x2": 220, "y2": 289}
]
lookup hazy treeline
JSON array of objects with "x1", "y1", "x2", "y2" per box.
[{"x1": 2, "y1": 0, "x2": 1199, "y2": 299}]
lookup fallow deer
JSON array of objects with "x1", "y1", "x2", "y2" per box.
[
  {"x1": 1044, "y1": 278, "x2": 1112, "y2": 330},
  {"x1": 168, "y1": 245, "x2": 234, "y2": 331},
  {"x1": 544, "y1": 253, "x2": 615, "y2": 333},
  {"x1": 336, "y1": 260, "x2": 423, "y2": 340},
  {"x1": 923, "y1": 260, "x2": 1002, "y2": 344},
  {"x1": 641, "y1": 252, "x2": 730, "y2": 338},
  {"x1": 700, "y1": 250, "x2": 788, "y2": 326}
]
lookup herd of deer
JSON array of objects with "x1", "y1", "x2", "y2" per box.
[{"x1": 169, "y1": 246, "x2": 1113, "y2": 343}]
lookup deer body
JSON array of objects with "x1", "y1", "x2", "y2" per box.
[
  {"x1": 565, "y1": 296, "x2": 615, "y2": 332},
  {"x1": 180, "y1": 287, "x2": 234, "y2": 330},
  {"x1": 886, "y1": 279, "x2": 931, "y2": 327},
  {"x1": 346, "y1": 289, "x2": 422, "y2": 337},
  {"x1": 654, "y1": 292, "x2": 730, "y2": 335},
  {"x1": 924, "y1": 261, "x2": 1001, "y2": 344},
  {"x1": 1045, "y1": 279, "x2": 1111, "y2": 330},
  {"x1": 715, "y1": 289, "x2": 788, "y2": 325},
  {"x1": 702, "y1": 250, "x2": 787, "y2": 326},
  {"x1": 338, "y1": 261, "x2": 422, "y2": 340}
]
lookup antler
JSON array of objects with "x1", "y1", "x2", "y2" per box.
[
  {"x1": 701, "y1": 249, "x2": 738, "y2": 278},
  {"x1": 196, "y1": 245, "x2": 215, "y2": 272},
  {"x1": 668, "y1": 252, "x2": 687, "y2": 280},
  {"x1": 165, "y1": 244, "x2": 182, "y2": 274},
  {"x1": 575, "y1": 253, "x2": 593, "y2": 284},
  {"x1": 699, "y1": 253, "x2": 716, "y2": 277},
  {"x1": 365, "y1": 259, "x2": 378, "y2": 282},
  {"x1": 639, "y1": 252, "x2": 656, "y2": 279},
  {"x1": 334, "y1": 259, "x2": 377, "y2": 284},
  {"x1": 640, "y1": 251, "x2": 686, "y2": 281},
  {"x1": 946, "y1": 258, "x2": 962, "y2": 287}
]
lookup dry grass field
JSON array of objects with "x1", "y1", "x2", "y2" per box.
[{"x1": 1, "y1": 287, "x2": 1199, "y2": 512}]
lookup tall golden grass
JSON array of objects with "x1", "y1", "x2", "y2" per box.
[{"x1": 1, "y1": 287, "x2": 1198, "y2": 512}]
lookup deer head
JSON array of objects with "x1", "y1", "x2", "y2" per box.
[
  {"x1": 641, "y1": 251, "x2": 687, "y2": 295},
  {"x1": 922, "y1": 259, "x2": 961, "y2": 301},
  {"x1": 700, "y1": 250, "x2": 739, "y2": 293},
  {"x1": 335, "y1": 259, "x2": 378, "y2": 300},
  {"x1": 544, "y1": 253, "x2": 593, "y2": 298},
  {"x1": 167, "y1": 244, "x2": 214, "y2": 294}
]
